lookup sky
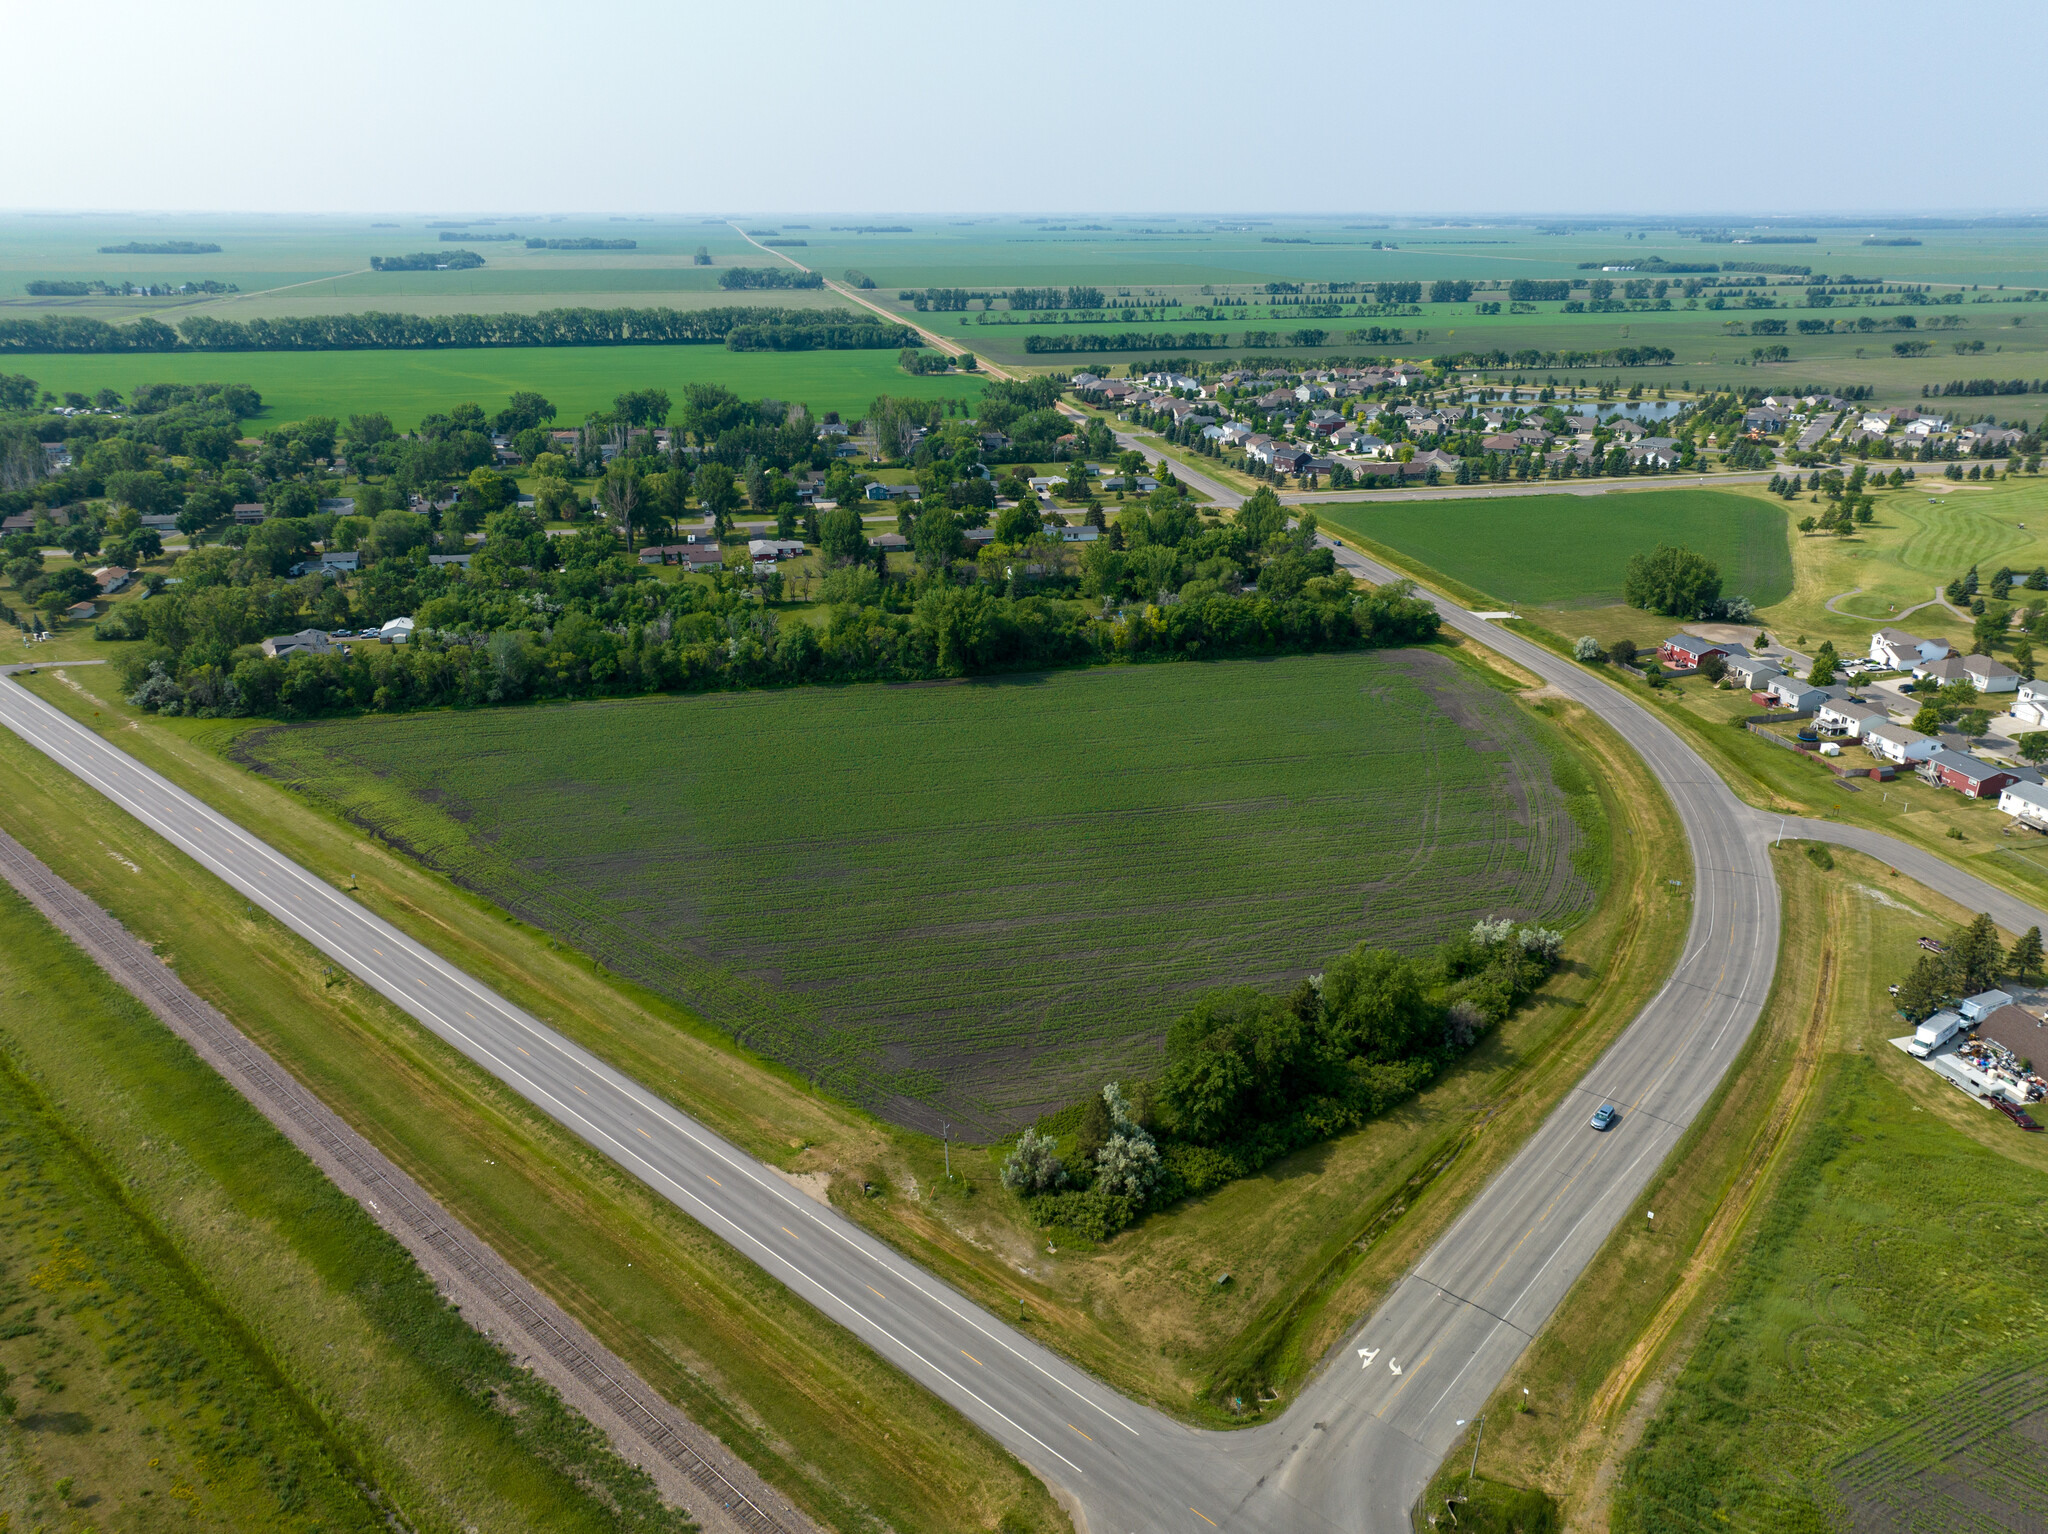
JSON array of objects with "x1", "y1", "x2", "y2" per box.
[{"x1": 12, "y1": 0, "x2": 2043, "y2": 217}]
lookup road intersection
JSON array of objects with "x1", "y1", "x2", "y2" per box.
[{"x1": 2, "y1": 505, "x2": 2042, "y2": 1531}]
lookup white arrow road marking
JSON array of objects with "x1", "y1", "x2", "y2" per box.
[
  {"x1": 1358, "y1": 1348, "x2": 1379, "y2": 1369},
  {"x1": 1389, "y1": 1358, "x2": 1403, "y2": 1376}
]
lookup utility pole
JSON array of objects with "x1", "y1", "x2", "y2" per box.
[{"x1": 942, "y1": 1123, "x2": 951, "y2": 1179}]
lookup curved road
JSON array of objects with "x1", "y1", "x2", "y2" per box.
[{"x1": 2, "y1": 556, "x2": 2042, "y2": 1534}]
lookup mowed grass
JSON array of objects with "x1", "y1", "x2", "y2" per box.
[
  {"x1": 0, "y1": 883, "x2": 687, "y2": 1534},
  {"x1": 1311, "y1": 489, "x2": 1795, "y2": 611},
  {"x1": 15, "y1": 344, "x2": 984, "y2": 431},
  {"x1": 239, "y1": 651, "x2": 1593, "y2": 1138}
]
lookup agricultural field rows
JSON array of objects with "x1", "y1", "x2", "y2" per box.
[{"x1": 238, "y1": 651, "x2": 1594, "y2": 1137}]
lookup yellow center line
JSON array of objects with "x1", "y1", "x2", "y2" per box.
[
  {"x1": 1068, "y1": 1422, "x2": 1092, "y2": 1441},
  {"x1": 637, "y1": 1127, "x2": 651, "y2": 1138},
  {"x1": 781, "y1": 1226, "x2": 798, "y2": 1239},
  {"x1": 1191, "y1": 1508, "x2": 1218, "y2": 1528},
  {"x1": 866, "y1": 1284, "x2": 885, "y2": 1300},
  {"x1": 961, "y1": 1349, "x2": 983, "y2": 1366},
  {"x1": 707, "y1": 1175, "x2": 722, "y2": 1187},
  {"x1": 517, "y1": 1047, "x2": 530, "y2": 1057},
  {"x1": 575, "y1": 1086, "x2": 588, "y2": 1095}
]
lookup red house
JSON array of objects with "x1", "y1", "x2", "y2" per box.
[
  {"x1": 1926, "y1": 749, "x2": 2023, "y2": 800},
  {"x1": 1657, "y1": 633, "x2": 1748, "y2": 670}
]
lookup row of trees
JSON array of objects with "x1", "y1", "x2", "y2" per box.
[
  {"x1": 1002, "y1": 918, "x2": 1567, "y2": 1243},
  {"x1": 1896, "y1": 912, "x2": 2044, "y2": 1023},
  {"x1": 0, "y1": 305, "x2": 902, "y2": 354}
]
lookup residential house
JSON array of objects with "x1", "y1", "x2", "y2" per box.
[
  {"x1": 260, "y1": 628, "x2": 335, "y2": 659},
  {"x1": 1815, "y1": 697, "x2": 1888, "y2": 736},
  {"x1": 1922, "y1": 749, "x2": 2023, "y2": 799},
  {"x1": 232, "y1": 502, "x2": 267, "y2": 525},
  {"x1": 1658, "y1": 633, "x2": 1747, "y2": 669},
  {"x1": 2012, "y1": 679, "x2": 2048, "y2": 728},
  {"x1": 748, "y1": 538, "x2": 806, "y2": 561},
  {"x1": 1869, "y1": 628, "x2": 1949, "y2": 670},
  {"x1": 91, "y1": 565, "x2": 130, "y2": 593},
  {"x1": 1058, "y1": 525, "x2": 1100, "y2": 543},
  {"x1": 1306, "y1": 410, "x2": 1345, "y2": 435},
  {"x1": 1766, "y1": 675, "x2": 1835, "y2": 713},
  {"x1": 679, "y1": 544, "x2": 725, "y2": 571},
  {"x1": 1862, "y1": 721, "x2": 1939, "y2": 765},
  {"x1": 1243, "y1": 434, "x2": 1278, "y2": 464},
  {"x1": 1629, "y1": 438, "x2": 1680, "y2": 469},
  {"x1": 870, "y1": 532, "x2": 910, "y2": 555},
  {"x1": 1269, "y1": 445, "x2": 1313, "y2": 475},
  {"x1": 638, "y1": 544, "x2": 689, "y2": 565},
  {"x1": 1333, "y1": 429, "x2": 1389, "y2": 456},
  {"x1": 1999, "y1": 779, "x2": 2048, "y2": 829},
  {"x1": 1400, "y1": 449, "x2": 1461, "y2": 480},
  {"x1": 1914, "y1": 653, "x2": 2020, "y2": 693},
  {"x1": 1963, "y1": 424, "x2": 2025, "y2": 452},
  {"x1": 426, "y1": 553, "x2": 472, "y2": 568},
  {"x1": 65, "y1": 600, "x2": 96, "y2": 620},
  {"x1": 1725, "y1": 655, "x2": 1783, "y2": 689}
]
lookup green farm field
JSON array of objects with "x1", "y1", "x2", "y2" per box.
[
  {"x1": 1310, "y1": 489, "x2": 1796, "y2": 612},
  {"x1": 11, "y1": 344, "x2": 985, "y2": 431},
  {"x1": 0, "y1": 880, "x2": 686, "y2": 1534},
  {"x1": 238, "y1": 650, "x2": 1596, "y2": 1138}
]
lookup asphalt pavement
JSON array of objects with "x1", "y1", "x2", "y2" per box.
[{"x1": 3, "y1": 552, "x2": 2044, "y2": 1534}]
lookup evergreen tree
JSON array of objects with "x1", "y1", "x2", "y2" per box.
[
  {"x1": 1895, "y1": 953, "x2": 1950, "y2": 1022},
  {"x1": 2011, "y1": 927, "x2": 2045, "y2": 985},
  {"x1": 1952, "y1": 912, "x2": 2004, "y2": 994}
]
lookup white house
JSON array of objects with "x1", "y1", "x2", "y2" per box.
[
  {"x1": 2012, "y1": 680, "x2": 2048, "y2": 727},
  {"x1": 1766, "y1": 675, "x2": 1831, "y2": 712},
  {"x1": 1998, "y1": 779, "x2": 2048, "y2": 827},
  {"x1": 748, "y1": 538, "x2": 806, "y2": 561},
  {"x1": 1862, "y1": 721, "x2": 1938, "y2": 765},
  {"x1": 1816, "y1": 698, "x2": 1888, "y2": 737},
  {"x1": 1726, "y1": 656, "x2": 1784, "y2": 689},
  {"x1": 1914, "y1": 653, "x2": 2020, "y2": 693},
  {"x1": 1870, "y1": 628, "x2": 1950, "y2": 670}
]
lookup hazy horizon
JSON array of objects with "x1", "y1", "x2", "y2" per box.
[{"x1": 15, "y1": 0, "x2": 2041, "y2": 216}]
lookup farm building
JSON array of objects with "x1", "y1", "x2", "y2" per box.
[
  {"x1": 1869, "y1": 628, "x2": 1950, "y2": 670},
  {"x1": 378, "y1": 616, "x2": 415, "y2": 643},
  {"x1": 1659, "y1": 634, "x2": 1747, "y2": 670},
  {"x1": 1999, "y1": 779, "x2": 2048, "y2": 828},
  {"x1": 1921, "y1": 749, "x2": 2023, "y2": 799},
  {"x1": 1913, "y1": 654, "x2": 2020, "y2": 694},
  {"x1": 1862, "y1": 721, "x2": 1938, "y2": 765}
]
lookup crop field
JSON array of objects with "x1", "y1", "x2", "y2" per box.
[
  {"x1": 237, "y1": 651, "x2": 1594, "y2": 1137},
  {"x1": 1830, "y1": 1357, "x2": 2048, "y2": 1530},
  {"x1": 1311, "y1": 489, "x2": 1795, "y2": 611},
  {"x1": 11, "y1": 344, "x2": 985, "y2": 431}
]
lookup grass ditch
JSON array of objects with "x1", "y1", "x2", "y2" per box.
[
  {"x1": 1429, "y1": 840, "x2": 2048, "y2": 1530},
  {"x1": 0, "y1": 880, "x2": 689, "y2": 1534}
]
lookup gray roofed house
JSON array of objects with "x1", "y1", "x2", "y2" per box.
[{"x1": 260, "y1": 628, "x2": 334, "y2": 659}]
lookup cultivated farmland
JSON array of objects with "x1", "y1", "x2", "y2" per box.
[
  {"x1": 1312, "y1": 489, "x2": 1795, "y2": 612},
  {"x1": 239, "y1": 651, "x2": 1595, "y2": 1137}
]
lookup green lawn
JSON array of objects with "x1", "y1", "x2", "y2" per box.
[
  {"x1": 236, "y1": 651, "x2": 1595, "y2": 1138},
  {"x1": 0, "y1": 881, "x2": 686, "y2": 1534},
  {"x1": 1311, "y1": 489, "x2": 1795, "y2": 611},
  {"x1": 12, "y1": 344, "x2": 984, "y2": 430}
]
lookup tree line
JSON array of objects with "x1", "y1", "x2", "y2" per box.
[
  {"x1": 0, "y1": 306, "x2": 910, "y2": 354},
  {"x1": 369, "y1": 251, "x2": 485, "y2": 271},
  {"x1": 1002, "y1": 917, "x2": 1567, "y2": 1254}
]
